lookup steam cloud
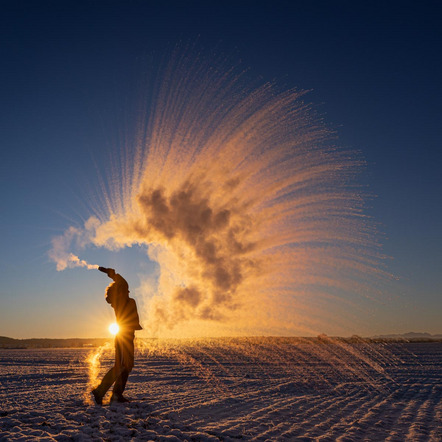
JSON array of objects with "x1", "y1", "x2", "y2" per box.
[
  {"x1": 50, "y1": 52, "x2": 386, "y2": 337},
  {"x1": 50, "y1": 220, "x2": 99, "y2": 271}
]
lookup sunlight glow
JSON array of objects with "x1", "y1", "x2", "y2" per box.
[{"x1": 109, "y1": 323, "x2": 119, "y2": 335}]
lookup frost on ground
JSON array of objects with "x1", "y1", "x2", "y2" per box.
[{"x1": 0, "y1": 338, "x2": 441, "y2": 441}]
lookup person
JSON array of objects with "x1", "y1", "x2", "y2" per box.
[{"x1": 92, "y1": 267, "x2": 142, "y2": 404}]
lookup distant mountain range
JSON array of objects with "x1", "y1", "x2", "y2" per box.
[
  {"x1": 0, "y1": 336, "x2": 110, "y2": 349},
  {"x1": 1, "y1": 332, "x2": 441, "y2": 349},
  {"x1": 371, "y1": 332, "x2": 442, "y2": 340}
]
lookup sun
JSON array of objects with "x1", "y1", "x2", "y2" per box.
[{"x1": 109, "y1": 323, "x2": 119, "y2": 335}]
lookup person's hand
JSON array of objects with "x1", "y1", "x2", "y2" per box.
[{"x1": 98, "y1": 267, "x2": 116, "y2": 277}]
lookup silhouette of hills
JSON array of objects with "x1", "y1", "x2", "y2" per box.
[
  {"x1": 1, "y1": 332, "x2": 441, "y2": 348},
  {"x1": 371, "y1": 332, "x2": 442, "y2": 340},
  {"x1": 0, "y1": 336, "x2": 110, "y2": 349}
]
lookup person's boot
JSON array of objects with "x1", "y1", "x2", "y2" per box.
[
  {"x1": 92, "y1": 388, "x2": 103, "y2": 405},
  {"x1": 110, "y1": 393, "x2": 130, "y2": 403}
]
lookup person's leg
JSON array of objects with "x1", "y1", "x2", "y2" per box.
[
  {"x1": 113, "y1": 368, "x2": 129, "y2": 397},
  {"x1": 92, "y1": 366, "x2": 119, "y2": 404},
  {"x1": 92, "y1": 337, "x2": 121, "y2": 404},
  {"x1": 111, "y1": 332, "x2": 134, "y2": 401},
  {"x1": 97, "y1": 366, "x2": 119, "y2": 393}
]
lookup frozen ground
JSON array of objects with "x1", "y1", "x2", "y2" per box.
[{"x1": 0, "y1": 338, "x2": 441, "y2": 441}]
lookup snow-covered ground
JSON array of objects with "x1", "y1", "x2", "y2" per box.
[{"x1": 1, "y1": 338, "x2": 441, "y2": 441}]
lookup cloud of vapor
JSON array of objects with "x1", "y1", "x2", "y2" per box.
[
  {"x1": 136, "y1": 177, "x2": 260, "y2": 327},
  {"x1": 49, "y1": 51, "x2": 388, "y2": 337},
  {"x1": 50, "y1": 176, "x2": 261, "y2": 334},
  {"x1": 67, "y1": 254, "x2": 99, "y2": 270},
  {"x1": 77, "y1": 171, "x2": 263, "y2": 334},
  {"x1": 49, "y1": 218, "x2": 100, "y2": 271}
]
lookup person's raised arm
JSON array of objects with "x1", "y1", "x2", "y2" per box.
[{"x1": 98, "y1": 267, "x2": 117, "y2": 280}]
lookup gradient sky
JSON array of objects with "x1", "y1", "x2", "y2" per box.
[{"x1": 1, "y1": 1, "x2": 441, "y2": 338}]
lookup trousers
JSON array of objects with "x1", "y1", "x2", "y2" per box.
[{"x1": 96, "y1": 331, "x2": 135, "y2": 396}]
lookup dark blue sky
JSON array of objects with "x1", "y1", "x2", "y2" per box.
[{"x1": 1, "y1": 1, "x2": 441, "y2": 337}]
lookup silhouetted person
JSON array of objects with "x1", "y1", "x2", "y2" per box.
[{"x1": 92, "y1": 267, "x2": 142, "y2": 404}]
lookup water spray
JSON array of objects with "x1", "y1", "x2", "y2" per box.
[{"x1": 51, "y1": 49, "x2": 389, "y2": 337}]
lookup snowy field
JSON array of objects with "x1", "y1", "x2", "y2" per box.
[{"x1": 1, "y1": 338, "x2": 441, "y2": 441}]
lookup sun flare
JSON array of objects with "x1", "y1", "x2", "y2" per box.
[{"x1": 109, "y1": 323, "x2": 119, "y2": 335}]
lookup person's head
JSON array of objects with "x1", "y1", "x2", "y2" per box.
[
  {"x1": 105, "y1": 280, "x2": 129, "y2": 306},
  {"x1": 105, "y1": 282, "x2": 117, "y2": 306}
]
